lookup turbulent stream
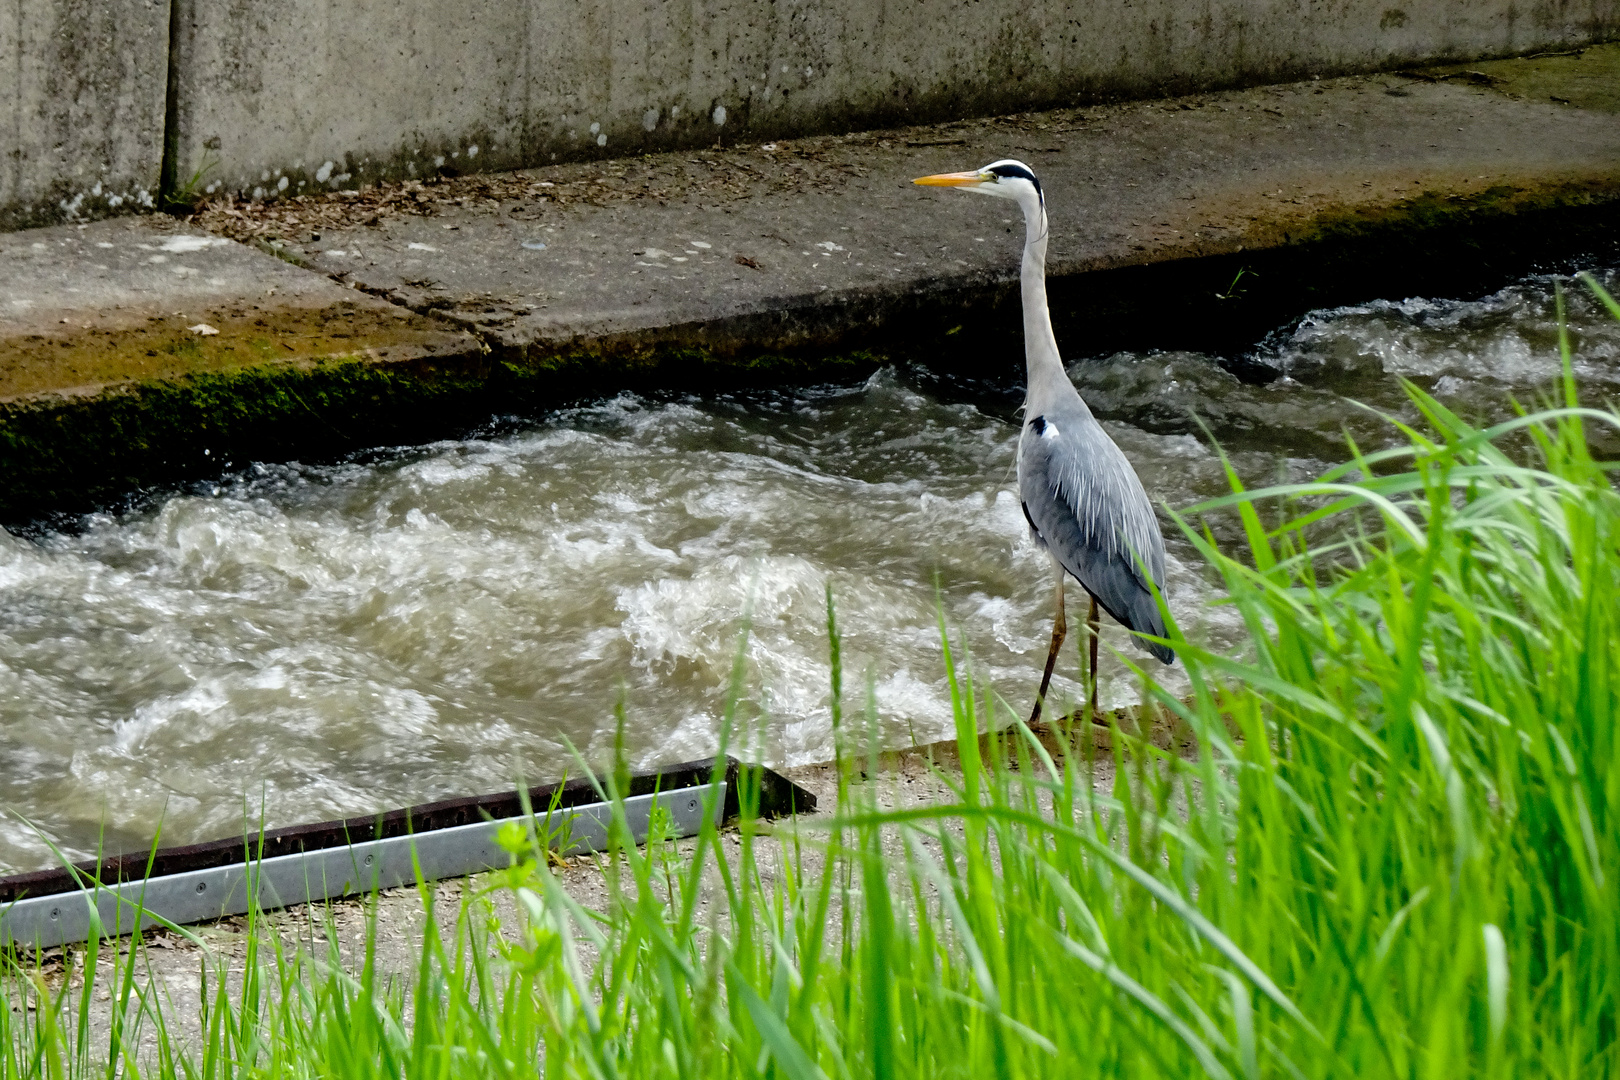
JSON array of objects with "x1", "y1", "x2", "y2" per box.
[{"x1": 1, "y1": 269, "x2": 1617, "y2": 870}]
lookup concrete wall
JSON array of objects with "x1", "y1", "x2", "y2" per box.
[
  {"x1": 0, "y1": 0, "x2": 170, "y2": 230},
  {"x1": 4, "y1": 0, "x2": 1618, "y2": 225},
  {"x1": 160, "y1": 0, "x2": 1620, "y2": 199}
]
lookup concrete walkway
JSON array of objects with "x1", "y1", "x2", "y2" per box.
[{"x1": 2, "y1": 50, "x2": 1618, "y2": 521}]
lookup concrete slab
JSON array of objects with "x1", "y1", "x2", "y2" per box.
[
  {"x1": 163, "y1": 0, "x2": 1620, "y2": 203},
  {"x1": 195, "y1": 62, "x2": 1620, "y2": 376},
  {"x1": 0, "y1": 218, "x2": 482, "y2": 521},
  {"x1": 0, "y1": 0, "x2": 170, "y2": 231}
]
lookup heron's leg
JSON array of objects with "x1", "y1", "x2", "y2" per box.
[
  {"x1": 1086, "y1": 594, "x2": 1101, "y2": 720},
  {"x1": 1030, "y1": 566, "x2": 1066, "y2": 726}
]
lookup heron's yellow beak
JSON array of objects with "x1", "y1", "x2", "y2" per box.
[{"x1": 912, "y1": 171, "x2": 987, "y2": 187}]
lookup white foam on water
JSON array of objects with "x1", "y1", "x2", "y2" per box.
[{"x1": 1278, "y1": 271, "x2": 1620, "y2": 394}]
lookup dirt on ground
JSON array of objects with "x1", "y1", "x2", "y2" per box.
[{"x1": 182, "y1": 105, "x2": 1201, "y2": 245}]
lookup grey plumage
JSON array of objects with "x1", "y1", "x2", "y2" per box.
[{"x1": 1018, "y1": 396, "x2": 1174, "y2": 664}]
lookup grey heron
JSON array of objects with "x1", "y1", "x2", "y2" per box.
[{"x1": 914, "y1": 160, "x2": 1174, "y2": 724}]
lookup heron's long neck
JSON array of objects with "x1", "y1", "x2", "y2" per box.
[{"x1": 1019, "y1": 211, "x2": 1071, "y2": 407}]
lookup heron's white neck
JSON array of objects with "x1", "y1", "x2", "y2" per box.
[{"x1": 1016, "y1": 199, "x2": 1072, "y2": 408}]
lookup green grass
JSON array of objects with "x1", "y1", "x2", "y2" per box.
[{"x1": 3, "y1": 280, "x2": 1618, "y2": 1078}]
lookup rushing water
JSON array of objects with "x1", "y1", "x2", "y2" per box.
[{"x1": 1, "y1": 269, "x2": 1617, "y2": 870}]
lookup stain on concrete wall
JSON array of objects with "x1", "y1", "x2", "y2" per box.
[{"x1": 0, "y1": 0, "x2": 168, "y2": 231}]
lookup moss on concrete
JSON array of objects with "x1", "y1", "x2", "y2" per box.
[
  {"x1": 501, "y1": 341, "x2": 880, "y2": 387},
  {"x1": 1302, "y1": 180, "x2": 1620, "y2": 245},
  {"x1": 0, "y1": 329, "x2": 882, "y2": 526},
  {"x1": 1414, "y1": 42, "x2": 1620, "y2": 114},
  {"x1": 0, "y1": 302, "x2": 463, "y2": 401},
  {"x1": 0, "y1": 354, "x2": 478, "y2": 523}
]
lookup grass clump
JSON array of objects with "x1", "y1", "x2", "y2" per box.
[{"x1": 3, "y1": 284, "x2": 1619, "y2": 1078}]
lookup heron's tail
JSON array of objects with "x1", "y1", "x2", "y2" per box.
[{"x1": 1140, "y1": 634, "x2": 1176, "y2": 666}]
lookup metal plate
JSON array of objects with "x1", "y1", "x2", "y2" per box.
[{"x1": 0, "y1": 784, "x2": 723, "y2": 950}]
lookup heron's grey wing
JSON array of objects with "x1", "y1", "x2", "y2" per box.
[{"x1": 1019, "y1": 411, "x2": 1174, "y2": 663}]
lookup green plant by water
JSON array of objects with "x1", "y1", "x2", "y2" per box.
[{"x1": 3, "y1": 281, "x2": 1619, "y2": 1078}]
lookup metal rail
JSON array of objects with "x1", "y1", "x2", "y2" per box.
[{"x1": 1, "y1": 785, "x2": 723, "y2": 950}]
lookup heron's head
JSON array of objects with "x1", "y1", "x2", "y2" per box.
[{"x1": 912, "y1": 159, "x2": 1044, "y2": 213}]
